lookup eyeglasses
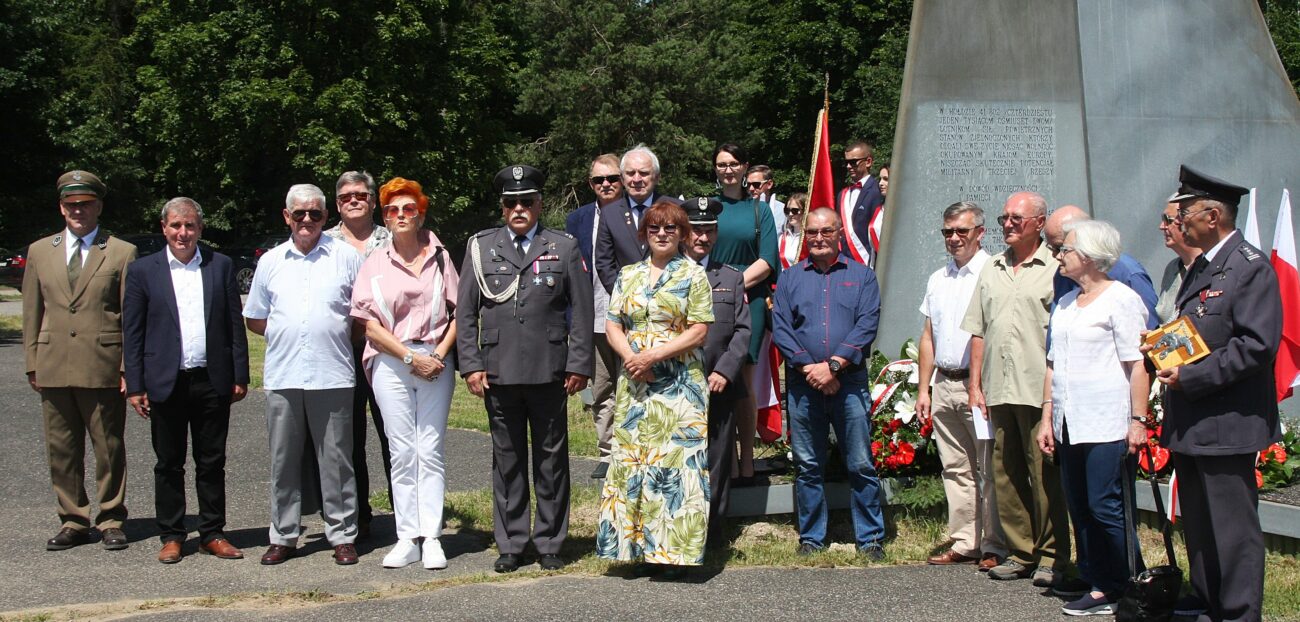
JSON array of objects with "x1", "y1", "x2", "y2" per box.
[
  {"x1": 996, "y1": 214, "x2": 1039, "y2": 227},
  {"x1": 1052, "y1": 244, "x2": 1077, "y2": 257},
  {"x1": 590, "y1": 174, "x2": 621, "y2": 186},
  {"x1": 384, "y1": 204, "x2": 419, "y2": 218},
  {"x1": 290, "y1": 209, "x2": 326, "y2": 223},
  {"x1": 646, "y1": 224, "x2": 678, "y2": 235},
  {"x1": 337, "y1": 192, "x2": 370, "y2": 203},
  {"x1": 714, "y1": 161, "x2": 744, "y2": 171},
  {"x1": 805, "y1": 227, "x2": 841, "y2": 239},
  {"x1": 1159, "y1": 214, "x2": 1177, "y2": 226},
  {"x1": 502, "y1": 197, "x2": 538, "y2": 209},
  {"x1": 1177, "y1": 206, "x2": 1216, "y2": 220},
  {"x1": 784, "y1": 208, "x2": 804, "y2": 216},
  {"x1": 844, "y1": 157, "x2": 868, "y2": 168},
  {"x1": 745, "y1": 181, "x2": 767, "y2": 190},
  {"x1": 940, "y1": 227, "x2": 976, "y2": 238}
]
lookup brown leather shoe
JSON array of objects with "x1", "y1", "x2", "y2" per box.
[
  {"x1": 260, "y1": 544, "x2": 294, "y2": 565},
  {"x1": 158, "y1": 540, "x2": 183, "y2": 564},
  {"x1": 928, "y1": 550, "x2": 978, "y2": 565},
  {"x1": 100, "y1": 527, "x2": 129, "y2": 550},
  {"x1": 332, "y1": 543, "x2": 358, "y2": 565},
  {"x1": 200, "y1": 538, "x2": 244, "y2": 559},
  {"x1": 46, "y1": 527, "x2": 92, "y2": 551},
  {"x1": 978, "y1": 552, "x2": 1003, "y2": 572}
]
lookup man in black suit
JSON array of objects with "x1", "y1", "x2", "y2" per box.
[
  {"x1": 1149, "y1": 165, "x2": 1282, "y2": 622},
  {"x1": 566, "y1": 154, "x2": 624, "y2": 478},
  {"x1": 594, "y1": 144, "x2": 681, "y2": 293},
  {"x1": 123, "y1": 197, "x2": 250, "y2": 564},
  {"x1": 836, "y1": 141, "x2": 885, "y2": 268},
  {"x1": 681, "y1": 197, "x2": 751, "y2": 547}
]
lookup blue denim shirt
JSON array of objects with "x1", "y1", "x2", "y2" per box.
[{"x1": 772, "y1": 254, "x2": 880, "y2": 375}]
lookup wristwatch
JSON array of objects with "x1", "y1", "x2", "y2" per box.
[
  {"x1": 828, "y1": 359, "x2": 843, "y2": 375},
  {"x1": 403, "y1": 350, "x2": 415, "y2": 366}
]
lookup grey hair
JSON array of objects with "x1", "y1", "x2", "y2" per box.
[
  {"x1": 1023, "y1": 192, "x2": 1048, "y2": 217},
  {"x1": 285, "y1": 184, "x2": 326, "y2": 211},
  {"x1": 160, "y1": 197, "x2": 203, "y2": 224},
  {"x1": 943, "y1": 201, "x2": 984, "y2": 228},
  {"x1": 1064, "y1": 219, "x2": 1121, "y2": 272},
  {"x1": 335, "y1": 171, "x2": 376, "y2": 200},
  {"x1": 620, "y1": 144, "x2": 661, "y2": 177}
]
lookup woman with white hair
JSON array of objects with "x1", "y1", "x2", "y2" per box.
[{"x1": 1036, "y1": 219, "x2": 1149, "y2": 616}]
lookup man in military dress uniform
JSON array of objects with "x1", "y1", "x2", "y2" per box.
[
  {"x1": 1152, "y1": 165, "x2": 1282, "y2": 622},
  {"x1": 457, "y1": 165, "x2": 594, "y2": 573},
  {"x1": 23, "y1": 170, "x2": 138, "y2": 551},
  {"x1": 681, "y1": 197, "x2": 752, "y2": 548}
]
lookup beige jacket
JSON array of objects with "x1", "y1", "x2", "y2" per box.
[{"x1": 22, "y1": 231, "x2": 137, "y2": 388}]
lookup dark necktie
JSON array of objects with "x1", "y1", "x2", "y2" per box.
[
  {"x1": 514, "y1": 234, "x2": 527, "y2": 258},
  {"x1": 67, "y1": 239, "x2": 83, "y2": 288},
  {"x1": 633, "y1": 204, "x2": 645, "y2": 228}
]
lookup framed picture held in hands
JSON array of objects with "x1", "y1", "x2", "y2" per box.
[{"x1": 1144, "y1": 316, "x2": 1210, "y2": 371}]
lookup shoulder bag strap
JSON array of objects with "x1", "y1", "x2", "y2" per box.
[{"x1": 1142, "y1": 443, "x2": 1180, "y2": 568}]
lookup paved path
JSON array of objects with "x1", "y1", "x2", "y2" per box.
[{"x1": 0, "y1": 323, "x2": 1079, "y2": 621}]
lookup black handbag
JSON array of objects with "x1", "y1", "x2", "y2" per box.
[{"x1": 1115, "y1": 445, "x2": 1183, "y2": 622}]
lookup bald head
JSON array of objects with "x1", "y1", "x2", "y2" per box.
[
  {"x1": 807, "y1": 207, "x2": 841, "y2": 229},
  {"x1": 1045, "y1": 205, "x2": 1088, "y2": 247}
]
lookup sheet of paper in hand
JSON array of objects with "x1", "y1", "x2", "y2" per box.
[{"x1": 1143, "y1": 316, "x2": 1210, "y2": 371}]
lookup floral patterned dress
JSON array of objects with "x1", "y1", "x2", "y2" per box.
[{"x1": 598, "y1": 255, "x2": 714, "y2": 565}]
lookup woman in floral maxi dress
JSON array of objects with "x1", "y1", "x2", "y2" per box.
[{"x1": 597, "y1": 201, "x2": 713, "y2": 578}]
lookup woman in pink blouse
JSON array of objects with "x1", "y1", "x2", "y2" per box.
[{"x1": 350, "y1": 177, "x2": 459, "y2": 570}]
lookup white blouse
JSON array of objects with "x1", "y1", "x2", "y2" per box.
[{"x1": 1047, "y1": 282, "x2": 1148, "y2": 443}]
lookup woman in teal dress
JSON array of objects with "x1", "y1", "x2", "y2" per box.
[
  {"x1": 712, "y1": 142, "x2": 779, "y2": 482},
  {"x1": 598, "y1": 200, "x2": 713, "y2": 579}
]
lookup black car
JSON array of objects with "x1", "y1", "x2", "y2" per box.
[
  {"x1": 221, "y1": 235, "x2": 283, "y2": 294},
  {"x1": 0, "y1": 247, "x2": 26, "y2": 287},
  {"x1": 117, "y1": 233, "x2": 168, "y2": 257}
]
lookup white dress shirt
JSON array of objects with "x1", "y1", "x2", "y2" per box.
[
  {"x1": 919, "y1": 249, "x2": 991, "y2": 369},
  {"x1": 243, "y1": 235, "x2": 362, "y2": 391},
  {"x1": 591, "y1": 208, "x2": 610, "y2": 333},
  {"x1": 167, "y1": 247, "x2": 208, "y2": 369},
  {"x1": 1047, "y1": 282, "x2": 1149, "y2": 443},
  {"x1": 64, "y1": 226, "x2": 99, "y2": 267}
]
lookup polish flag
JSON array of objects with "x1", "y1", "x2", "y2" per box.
[
  {"x1": 1243, "y1": 188, "x2": 1262, "y2": 247},
  {"x1": 1271, "y1": 189, "x2": 1300, "y2": 402}
]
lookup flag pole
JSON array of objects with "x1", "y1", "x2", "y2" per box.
[{"x1": 801, "y1": 73, "x2": 831, "y2": 249}]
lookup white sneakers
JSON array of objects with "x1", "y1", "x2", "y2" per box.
[
  {"x1": 382, "y1": 539, "x2": 422, "y2": 568},
  {"x1": 422, "y1": 537, "x2": 448, "y2": 570},
  {"x1": 382, "y1": 538, "x2": 447, "y2": 569}
]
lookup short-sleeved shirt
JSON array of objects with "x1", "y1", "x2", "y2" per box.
[
  {"x1": 1047, "y1": 282, "x2": 1148, "y2": 443},
  {"x1": 243, "y1": 235, "x2": 362, "y2": 390},
  {"x1": 920, "y1": 249, "x2": 990, "y2": 370},
  {"x1": 350, "y1": 230, "x2": 460, "y2": 377},
  {"x1": 325, "y1": 223, "x2": 391, "y2": 257},
  {"x1": 960, "y1": 241, "x2": 1055, "y2": 407},
  {"x1": 711, "y1": 194, "x2": 779, "y2": 298}
]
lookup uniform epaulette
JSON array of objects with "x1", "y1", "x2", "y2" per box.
[
  {"x1": 544, "y1": 228, "x2": 574, "y2": 240},
  {"x1": 474, "y1": 228, "x2": 500, "y2": 238},
  {"x1": 1238, "y1": 244, "x2": 1263, "y2": 262},
  {"x1": 718, "y1": 264, "x2": 742, "y2": 275}
]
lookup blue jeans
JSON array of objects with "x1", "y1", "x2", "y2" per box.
[
  {"x1": 1057, "y1": 425, "x2": 1141, "y2": 595},
  {"x1": 787, "y1": 374, "x2": 885, "y2": 548}
]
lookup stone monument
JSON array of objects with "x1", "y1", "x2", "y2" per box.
[{"x1": 877, "y1": 0, "x2": 1300, "y2": 355}]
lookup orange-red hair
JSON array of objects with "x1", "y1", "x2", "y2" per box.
[{"x1": 378, "y1": 177, "x2": 429, "y2": 215}]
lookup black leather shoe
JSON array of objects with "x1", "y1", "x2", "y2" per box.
[
  {"x1": 47, "y1": 527, "x2": 92, "y2": 551},
  {"x1": 659, "y1": 566, "x2": 689, "y2": 581},
  {"x1": 101, "y1": 527, "x2": 129, "y2": 550},
  {"x1": 539, "y1": 554, "x2": 565, "y2": 571},
  {"x1": 494, "y1": 553, "x2": 521, "y2": 573},
  {"x1": 590, "y1": 462, "x2": 610, "y2": 479}
]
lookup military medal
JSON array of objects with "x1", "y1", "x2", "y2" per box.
[
  {"x1": 1196, "y1": 305, "x2": 1207, "y2": 317},
  {"x1": 546, "y1": 275, "x2": 555, "y2": 287},
  {"x1": 533, "y1": 276, "x2": 542, "y2": 285}
]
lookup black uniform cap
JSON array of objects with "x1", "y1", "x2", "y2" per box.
[
  {"x1": 494, "y1": 165, "x2": 545, "y2": 196},
  {"x1": 683, "y1": 196, "x2": 723, "y2": 225},
  {"x1": 1170, "y1": 165, "x2": 1249, "y2": 207}
]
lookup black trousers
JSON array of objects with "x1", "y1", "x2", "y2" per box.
[
  {"x1": 485, "y1": 382, "x2": 570, "y2": 555},
  {"x1": 1169, "y1": 451, "x2": 1264, "y2": 622},
  {"x1": 149, "y1": 368, "x2": 230, "y2": 544},
  {"x1": 706, "y1": 391, "x2": 738, "y2": 547}
]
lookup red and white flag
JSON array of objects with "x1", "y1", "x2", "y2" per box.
[{"x1": 1271, "y1": 189, "x2": 1300, "y2": 402}]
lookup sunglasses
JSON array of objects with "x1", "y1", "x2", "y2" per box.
[
  {"x1": 1159, "y1": 214, "x2": 1177, "y2": 226},
  {"x1": 844, "y1": 157, "x2": 868, "y2": 167},
  {"x1": 805, "y1": 227, "x2": 841, "y2": 239},
  {"x1": 590, "y1": 174, "x2": 621, "y2": 186},
  {"x1": 940, "y1": 227, "x2": 977, "y2": 238},
  {"x1": 745, "y1": 181, "x2": 767, "y2": 190},
  {"x1": 784, "y1": 208, "x2": 804, "y2": 216},
  {"x1": 384, "y1": 204, "x2": 419, "y2": 218},
  {"x1": 996, "y1": 214, "x2": 1038, "y2": 227},
  {"x1": 646, "y1": 224, "x2": 678, "y2": 235},
  {"x1": 61, "y1": 199, "x2": 98, "y2": 210},
  {"x1": 337, "y1": 192, "x2": 370, "y2": 203},
  {"x1": 502, "y1": 197, "x2": 538, "y2": 209},
  {"x1": 290, "y1": 209, "x2": 326, "y2": 223}
]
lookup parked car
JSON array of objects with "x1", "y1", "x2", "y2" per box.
[
  {"x1": 117, "y1": 233, "x2": 168, "y2": 257},
  {"x1": 0, "y1": 247, "x2": 26, "y2": 287},
  {"x1": 221, "y1": 236, "x2": 282, "y2": 294}
]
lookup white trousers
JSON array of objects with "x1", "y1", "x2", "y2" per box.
[{"x1": 370, "y1": 344, "x2": 455, "y2": 540}]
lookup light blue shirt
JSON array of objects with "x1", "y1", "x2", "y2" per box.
[{"x1": 243, "y1": 235, "x2": 362, "y2": 390}]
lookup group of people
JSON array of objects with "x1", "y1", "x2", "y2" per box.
[{"x1": 21, "y1": 146, "x2": 1280, "y2": 618}]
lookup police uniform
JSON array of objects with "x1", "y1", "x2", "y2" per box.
[
  {"x1": 1162, "y1": 166, "x2": 1281, "y2": 622},
  {"x1": 456, "y1": 165, "x2": 594, "y2": 564},
  {"x1": 684, "y1": 197, "x2": 752, "y2": 546},
  {"x1": 22, "y1": 171, "x2": 138, "y2": 548}
]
